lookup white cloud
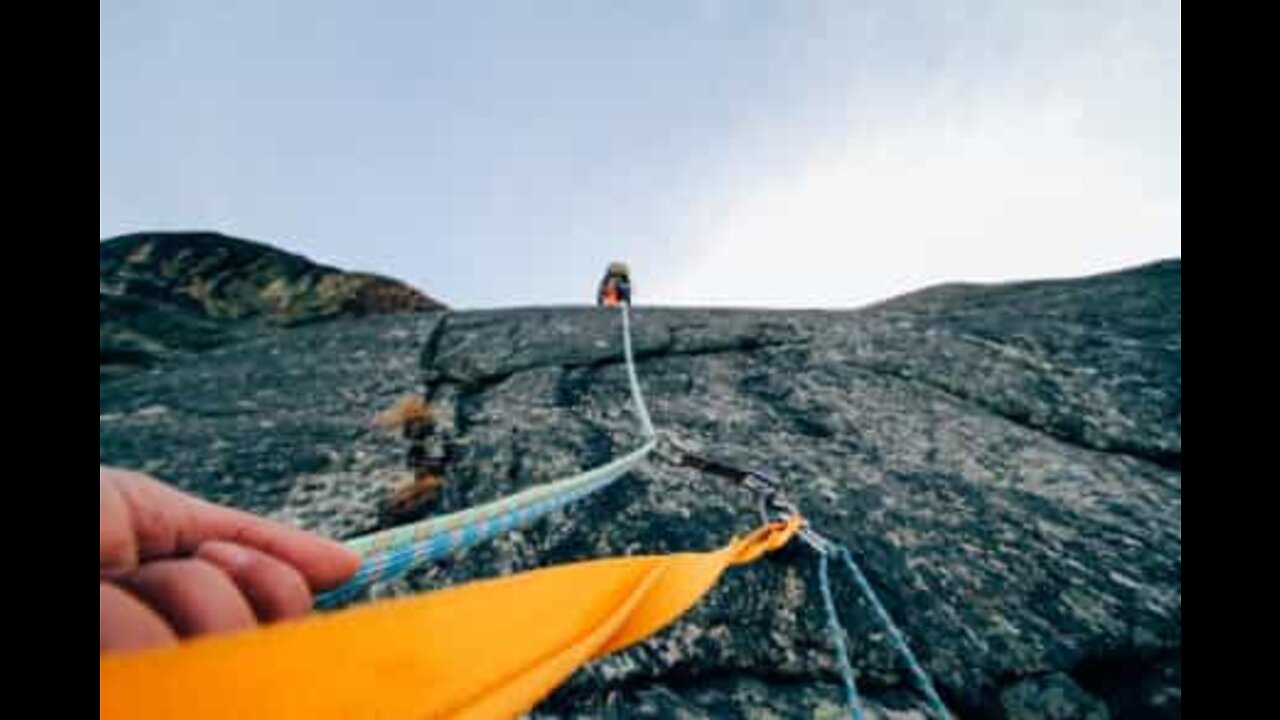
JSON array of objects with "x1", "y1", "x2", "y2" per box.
[{"x1": 653, "y1": 3, "x2": 1180, "y2": 309}]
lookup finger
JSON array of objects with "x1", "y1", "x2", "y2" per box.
[
  {"x1": 100, "y1": 582, "x2": 177, "y2": 653},
  {"x1": 102, "y1": 466, "x2": 360, "y2": 590},
  {"x1": 198, "y1": 541, "x2": 313, "y2": 622},
  {"x1": 100, "y1": 466, "x2": 195, "y2": 570},
  {"x1": 188, "y1": 501, "x2": 361, "y2": 591},
  {"x1": 120, "y1": 559, "x2": 257, "y2": 638},
  {"x1": 101, "y1": 470, "x2": 138, "y2": 574}
]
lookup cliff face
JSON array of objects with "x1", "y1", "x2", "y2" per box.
[
  {"x1": 100, "y1": 232, "x2": 444, "y2": 377},
  {"x1": 99, "y1": 260, "x2": 1181, "y2": 719}
]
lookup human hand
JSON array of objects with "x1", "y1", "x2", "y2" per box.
[{"x1": 100, "y1": 466, "x2": 360, "y2": 653}]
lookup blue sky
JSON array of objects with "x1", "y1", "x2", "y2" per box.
[{"x1": 101, "y1": 1, "x2": 1180, "y2": 309}]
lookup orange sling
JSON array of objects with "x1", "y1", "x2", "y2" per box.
[{"x1": 100, "y1": 517, "x2": 801, "y2": 720}]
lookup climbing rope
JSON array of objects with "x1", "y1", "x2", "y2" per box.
[
  {"x1": 105, "y1": 297, "x2": 954, "y2": 720},
  {"x1": 661, "y1": 443, "x2": 953, "y2": 720},
  {"x1": 317, "y1": 304, "x2": 656, "y2": 608},
  {"x1": 817, "y1": 548, "x2": 865, "y2": 720},
  {"x1": 620, "y1": 302, "x2": 655, "y2": 438},
  {"x1": 315, "y1": 301, "x2": 951, "y2": 718},
  {"x1": 801, "y1": 528, "x2": 953, "y2": 720}
]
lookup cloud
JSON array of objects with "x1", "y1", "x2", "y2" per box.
[{"x1": 652, "y1": 2, "x2": 1180, "y2": 309}]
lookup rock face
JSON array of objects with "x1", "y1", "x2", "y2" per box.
[
  {"x1": 100, "y1": 232, "x2": 444, "y2": 377},
  {"x1": 99, "y1": 259, "x2": 1181, "y2": 719},
  {"x1": 999, "y1": 673, "x2": 1112, "y2": 720}
]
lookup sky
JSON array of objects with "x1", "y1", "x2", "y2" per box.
[{"x1": 101, "y1": 1, "x2": 1180, "y2": 309}]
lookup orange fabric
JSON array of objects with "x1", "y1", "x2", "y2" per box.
[
  {"x1": 100, "y1": 516, "x2": 802, "y2": 720},
  {"x1": 602, "y1": 284, "x2": 620, "y2": 306}
]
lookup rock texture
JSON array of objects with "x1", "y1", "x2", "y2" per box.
[
  {"x1": 100, "y1": 258, "x2": 1181, "y2": 719},
  {"x1": 100, "y1": 232, "x2": 444, "y2": 377}
]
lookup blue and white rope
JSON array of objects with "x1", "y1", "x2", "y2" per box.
[
  {"x1": 317, "y1": 304, "x2": 656, "y2": 608},
  {"x1": 804, "y1": 527, "x2": 952, "y2": 720}
]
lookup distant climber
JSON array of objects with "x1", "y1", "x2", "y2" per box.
[
  {"x1": 373, "y1": 393, "x2": 448, "y2": 521},
  {"x1": 597, "y1": 261, "x2": 632, "y2": 307}
]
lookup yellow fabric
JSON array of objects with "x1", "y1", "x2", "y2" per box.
[{"x1": 100, "y1": 516, "x2": 801, "y2": 720}]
